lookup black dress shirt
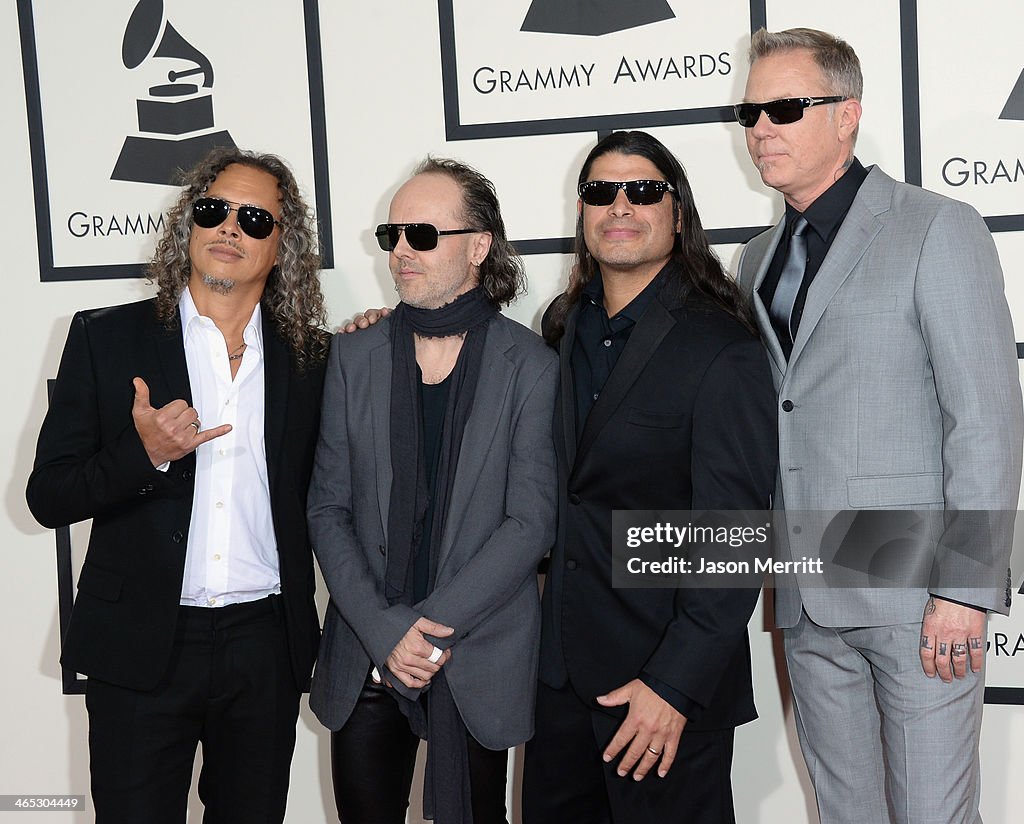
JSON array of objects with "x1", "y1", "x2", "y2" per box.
[
  {"x1": 758, "y1": 158, "x2": 869, "y2": 357},
  {"x1": 571, "y1": 266, "x2": 666, "y2": 432}
]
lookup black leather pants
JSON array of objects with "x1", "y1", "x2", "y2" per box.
[{"x1": 331, "y1": 675, "x2": 509, "y2": 824}]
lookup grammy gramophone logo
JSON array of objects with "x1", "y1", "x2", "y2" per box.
[
  {"x1": 111, "y1": 0, "x2": 236, "y2": 186},
  {"x1": 1001, "y1": 68, "x2": 1024, "y2": 121},
  {"x1": 521, "y1": 0, "x2": 675, "y2": 36}
]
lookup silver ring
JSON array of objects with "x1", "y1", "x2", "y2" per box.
[
  {"x1": 427, "y1": 646, "x2": 443, "y2": 664},
  {"x1": 647, "y1": 746, "x2": 661, "y2": 756},
  {"x1": 189, "y1": 420, "x2": 201, "y2": 433}
]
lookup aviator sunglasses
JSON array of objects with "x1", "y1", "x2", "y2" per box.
[
  {"x1": 192, "y1": 197, "x2": 282, "y2": 240},
  {"x1": 578, "y1": 179, "x2": 677, "y2": 207},
  {"x1": 733, "y1": 96, "x2": 848, "y2": 128},
  {"x1": 375, "y1": 223, "x2": 476, "y2": 252}
]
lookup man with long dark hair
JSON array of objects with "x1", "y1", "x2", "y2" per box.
[
  {"x1": 27, "y1": 147, "x2": 329, "y2": 823},
  {"x1": 307, "y1": 158, "x2": 557, "y2": 824},
  {"x1": 523, "y1": 131, "x2": 777, "y2": 823}
]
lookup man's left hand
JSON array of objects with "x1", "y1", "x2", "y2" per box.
[
  {"x1": 920, "y1": 596, "x2": 986, "y2": 682},
  {"x1": 596, "y1": 679, "x2": 687, "y2": 780}
]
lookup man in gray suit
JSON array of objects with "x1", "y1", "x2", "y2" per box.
[
  {"x1": 307, "y1": 157, "x2": 557, "y2": 824},
  {"x1": 735, "y1": 28, "x2": 1023, "y2": 824}
]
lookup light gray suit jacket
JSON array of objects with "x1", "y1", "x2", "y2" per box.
[
  {"x1": 307, "y1": 314, "x2": 557, "y2": 749},
  {"x1": 737, "y1": 165, "x2": 1023, "y2": 629}
]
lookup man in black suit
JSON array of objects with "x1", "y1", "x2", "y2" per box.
[
  {"x1": 26, "y1": 148, "x2": 329, "y2": 824},
  {"x1": 522, "y1": 131, "x2": 777, "y2": 823}
]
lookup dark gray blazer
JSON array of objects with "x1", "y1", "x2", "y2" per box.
[{"x1": 307, "y1": 313, "x2": 557, "y2": 749}]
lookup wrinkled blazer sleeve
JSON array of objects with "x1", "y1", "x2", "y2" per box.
[{"x1": 306, "y1": 336, "x2": 420, "y2": 669}]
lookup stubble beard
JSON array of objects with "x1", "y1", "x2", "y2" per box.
[{"x1": 201, "y1": 273, "x2": 236, "y2": 295}]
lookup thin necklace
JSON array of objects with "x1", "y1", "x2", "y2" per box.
[{"x1": 227, "y1": 341, "x2": 247, "y2": 361}]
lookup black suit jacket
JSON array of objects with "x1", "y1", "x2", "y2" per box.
[
  {"x1": 26, "y1": 298, "x2": 325, "y2": 692},
  {"x1": 538, "y1": 274, "x2": 778, "y2": 730}
]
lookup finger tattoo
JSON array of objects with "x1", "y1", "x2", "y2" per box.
[
  {"x1": 925, "y1": 597, "x2": 937, "y2": 615},
  {"x1": 938, "y1": 642, "x2": 948, "y2": 656},
  {"x1": 920, "y1": 635, "x2": 932, "y2": 650},
  {"x1": 969, "y1": 637, "x2": 983, "y2": 650},
  {"x1": 952, "y1": 643, "x2": 967, "y2": 657}
]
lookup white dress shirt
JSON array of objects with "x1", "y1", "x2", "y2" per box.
[{"x1": 177, "y1": 287, "x2": 280, "y2": 607}]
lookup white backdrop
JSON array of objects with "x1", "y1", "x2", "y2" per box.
[{"x1": 4, "y1": 1, "x2": 1023, "y2": 821}]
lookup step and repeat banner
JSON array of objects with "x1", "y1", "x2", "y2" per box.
[{"x1": 7, "y1": 0, "x2": 1023, "y2": 821}]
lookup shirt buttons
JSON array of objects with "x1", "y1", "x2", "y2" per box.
[
  {"x1": 213, "y1": 554, "x2": 221, "y2": 561},
  {"x1": 218, "y1": 448, "x2": 226, "y2": 457},
  {"x1": 215, "y1": 501, "x2": 224, "y2": 509},
  {"x1": 208, "y1": 597, "x2": 217, "y2": 606}
]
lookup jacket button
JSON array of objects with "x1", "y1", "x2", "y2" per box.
[
  {"x1": 137, "y1": 487, "x2": 148, "y2": 496},
  {"x1": 566, "y1": 559, "x2": 579, "y2": 570},
  {"x1": 181, "y1": 469, "x2": 192, "y2": 481},
  {"x1": 569, "y1": 493, "x2": 581, "y2": 505},
  {"x1": 171, "y1": 531, "x2": 184, "y2": 543},
  {"x1": 781, "y1": 400, "x2": 794, "y2": 412}
]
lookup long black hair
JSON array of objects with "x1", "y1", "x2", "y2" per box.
[{"x1": 545, "y1": 131, "x2": 752, "y2": 342}]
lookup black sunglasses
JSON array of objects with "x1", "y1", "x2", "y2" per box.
[
  {"x1": 192, "y1": 197, "x2": 281, "y2": 240},
  {"x1": 733, "y1": 96, "x2": 848, "y2": 128},
  {"x1": 578, "y1": 179, "x2": 677, "y2": 207},
  {"x1": 375, "y1": 223, "x2": 476, "y2": 252}
]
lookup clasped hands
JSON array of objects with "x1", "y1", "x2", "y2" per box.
[{"x1": 383, "y1": 616, "x2": 454, "y2": 689}]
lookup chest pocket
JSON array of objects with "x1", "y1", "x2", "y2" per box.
[{"x1": 626, "y1": 408, "x2": 685, "y2": 428}]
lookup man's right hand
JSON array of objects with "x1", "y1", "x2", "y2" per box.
[
  {"x1": 340, "y1": 306, "x2": 391, "y2": 334},
  {"x1": 132, "y1": 377, "x2": 231, "y2": 467},
  {"x1": 385, "y1": 616, "x2": 454, "y2": 689}
]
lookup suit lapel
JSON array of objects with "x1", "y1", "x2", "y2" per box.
[
  {"x1": 573, "y1": 296, "x2": 675, "y2": 476},
  {"x1": 262, "y1": 318, "x2": 290, "y2": 493},
  {"x1": 746, "y1": 221, "x2": 788, "y2": 375},
  {"x1": 558, "y1": 304, "x2": 580, "y2": 471},
  {"x1": 369, "y1": 332, "x2": 394, "y2": 539},
  {"x1": 437, "y1": 320, "x2": 515, "y2": 575},
  {"x1": 789, "y1": 170, "x2": 891, "y2": 367},
  {"x1": 153, "y1": 307, "x2": 192, "y2": 405}
]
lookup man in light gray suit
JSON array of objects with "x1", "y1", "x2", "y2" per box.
[
  {"x1": 307, "y1": 157, "x2": 557, "y2": 824},
  {"x1": 735, "y1": 28, "x2": 1023, "y2": 824}
]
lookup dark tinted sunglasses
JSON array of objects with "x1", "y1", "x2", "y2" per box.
[
  {"x1": 578, "y1": 179, "x2": 676, "y2": 207},
  {"x1": 733, "y1": 96, "x2": 848, "y2": 128},
  {"x1": 375, "y1": 223, "x2": 476, "y2": 252},
  {"x1": 192, "y1": 197, "x2": 281, "y2": 240}
]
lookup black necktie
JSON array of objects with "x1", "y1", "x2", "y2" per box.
[{"x1": 769, "y1": 216, "x2": 809, "y2": 344}]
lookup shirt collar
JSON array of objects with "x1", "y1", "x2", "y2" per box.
[
  {"x1": 179, "y1": 285, "x2": 264, "y2": 356},
  {"x1": 787, "y1": 156, "x2": 868, "y2": 240},
  {"x1": 582, "y1": 263, "x2": 668, "y2": 323}
]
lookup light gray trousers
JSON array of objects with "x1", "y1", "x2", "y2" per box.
[{"x1": 784, "y1": 609, "x2": 986, "y2": 824}]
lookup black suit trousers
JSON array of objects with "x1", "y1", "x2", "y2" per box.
[
  {"x1": 85, "y1": 597, "x2": 299, "y2": 824},
  {"x1": 523, "y1": 681, "x2": 736, "y2": 824}
]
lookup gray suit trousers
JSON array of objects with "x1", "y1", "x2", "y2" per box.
[{"x1": 784, "y1": 609, "x2": 985, "y2": 824}]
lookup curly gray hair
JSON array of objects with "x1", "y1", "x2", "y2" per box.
[{"x1": 148, "y1": 147, "x2": 328, "y2": 368}]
